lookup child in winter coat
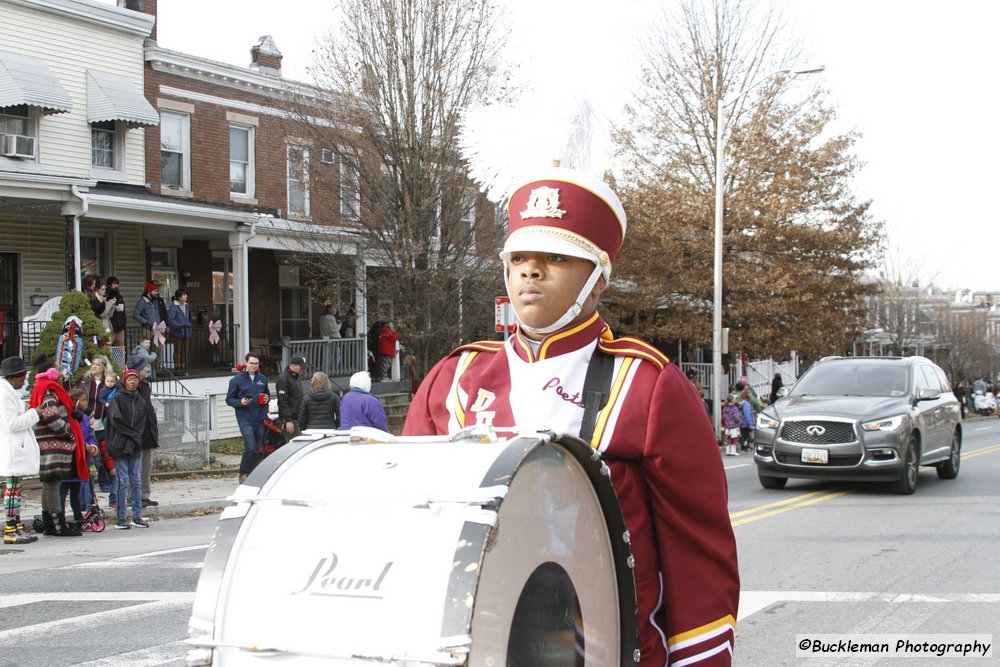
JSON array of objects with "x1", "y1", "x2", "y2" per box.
[
  {"x1": 720, "y1": 396, "x2": 742, "y2": 456},
  {"x1": 62, "y1": 389, "x2": 99, "y2": 530},
  {"x1": 739, "y1": 388, "x2": 756, "y2": 453},
  {"x1": 98, "y1": 373, "x2": 118, "y2": 411}
]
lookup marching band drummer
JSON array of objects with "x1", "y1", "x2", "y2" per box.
[{"x1": 403, "y1": 166, "x2": 739, "y2": 666}]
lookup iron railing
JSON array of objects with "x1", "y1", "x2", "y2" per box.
[
  {"x1": 279, "y1": 337, "x2": 367, "y2": 386},
  {"x1": 0, "y1": 319, "x2": 239, "y2": 376}
]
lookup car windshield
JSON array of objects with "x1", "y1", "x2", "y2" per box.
[{"x1": 790, "y1": 364, "x2": 909, "y2": 398}]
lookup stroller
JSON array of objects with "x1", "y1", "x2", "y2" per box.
[
  {"x1": 261, "y1": 415, "x2": 286, "y2": 458},
  {"x1": 30, "y1": 475, "x2": 106, "y2": 534},
  {"x1": 79, "y1": 474, "x2": 106, "y2": 533}
]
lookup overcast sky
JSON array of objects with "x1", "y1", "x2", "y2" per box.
[{"x1": 140, "y1": 0, "x2": 1000, "y2": 293}]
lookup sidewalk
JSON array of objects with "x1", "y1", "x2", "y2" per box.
[{"x1": 19, "y1": 454, "x2": 243, "y2": 523}]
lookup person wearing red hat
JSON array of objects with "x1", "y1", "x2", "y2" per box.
[
  {"x1": 133, "y1": 281, "x2": 163, "y2": 336},
  {"x1": 404, "y1": 167, "x2": 739, "y2": 666}
]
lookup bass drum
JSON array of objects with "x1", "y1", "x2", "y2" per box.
[{"x1": 187, "y1": 433, "x2": 637, "y2": 666}]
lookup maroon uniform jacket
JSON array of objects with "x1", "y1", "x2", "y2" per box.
[{"x1": 404, "y1": 313, "x2": 739, "y2": 666}]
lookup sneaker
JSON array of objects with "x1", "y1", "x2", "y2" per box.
[
  {"x1": 115, "y1": 518, "x2": 130, "y2": 530},
  {"x1": 130, "y1": 516, "x2": 150, "y2": 528},
  {"x1": 142, "y1": 498, "x2": 159, "y2": 507}
]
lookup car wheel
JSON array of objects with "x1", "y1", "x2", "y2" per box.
[
  {"x1": 892, "y1": 435, "x2": 920, "y2": 495},
  {"x1": 758, "y1": 472, "x2": 788, "y2": 489},
  {"x1": 936, "y1": 429, "x2": 961, "y2": 479}
]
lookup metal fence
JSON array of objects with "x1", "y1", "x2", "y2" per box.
[
  {"x1": 152, "y1": 393, "x2": 211, "y2": 471},
  {"x1": 1, "y1": 320, "x2": 238, "y2": 375},
  {"x1": 280, "y1": 337, "x2": 367, "y2": 381}
]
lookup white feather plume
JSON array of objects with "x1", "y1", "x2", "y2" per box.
[{"x1": 459, "y1": 88, "x2": 609, "y2": 203}]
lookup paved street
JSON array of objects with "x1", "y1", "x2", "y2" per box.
[{"x1": 0, "y1": 421, "x2": 997, "y2": 665}]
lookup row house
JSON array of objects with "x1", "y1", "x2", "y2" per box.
[
  {"x1": 0, "y1": 0, "x2": 372, "y2": 437},
  {"x1": 1, "y1": 0, "x2": 165, "y2": 355}
]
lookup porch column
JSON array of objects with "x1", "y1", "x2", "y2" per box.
[
  {"x1": 354, "y1": 255, "x2": 367, "y2": 339},
  {"x1": 229, "y1": 227, "x2": 253, "y2": 362}
]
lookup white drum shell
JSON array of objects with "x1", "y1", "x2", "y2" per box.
[{"x1": 189, "y1": 434, "x2": 637, "y2": 666}]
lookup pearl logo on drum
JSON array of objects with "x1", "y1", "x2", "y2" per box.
[{"x1": 293, "y1": 553, "x2": 394, "y2": 598}]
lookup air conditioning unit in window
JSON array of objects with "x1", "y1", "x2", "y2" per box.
[{"x1": 1, "y1": 134, "x2": 35, "y2": 159}]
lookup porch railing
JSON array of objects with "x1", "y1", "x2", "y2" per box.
[
  {"x1": 280, "y1": 337, "x2": 367, "y2": 384},
  {"x1": 0, "y1": 319, "x2": 238, "y2": 376}
]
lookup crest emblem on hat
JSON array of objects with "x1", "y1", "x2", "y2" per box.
[{"x1": 521, "y1": 187, "x2": 566, "y2": 219}]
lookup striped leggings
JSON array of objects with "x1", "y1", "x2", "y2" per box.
[{"x1": 3, "y1": 477, "x2": 22, "y2": 520}]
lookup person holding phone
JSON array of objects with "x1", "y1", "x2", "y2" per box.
[{"x1": 225, "y1": 354, "x2": 270, "y2": 484}]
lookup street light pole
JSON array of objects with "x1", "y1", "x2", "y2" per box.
[{"x1": 711, "y1": 64, "x2": 824, "y2": 439}]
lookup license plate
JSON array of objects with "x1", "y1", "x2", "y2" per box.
[{"x1": 801, "y1": 448, "x2": 828, "y2": 464}]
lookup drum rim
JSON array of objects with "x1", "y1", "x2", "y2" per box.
[{"x1": 449, "y1": 434, "x2": 639, "y2": 665}]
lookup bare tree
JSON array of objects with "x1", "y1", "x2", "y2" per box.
[
  {"x1": 936, "y1": 306, "x2": 993, "y2": 383},
  {"x1": 610, "y1": 0, "x2": 881, "y2": 363},
  {"x1": 867, "y1": 242, "x2": 937, "y2": 355},
  {"x1": 285, "y1": 0, "x2": 509, "y2": 372}
]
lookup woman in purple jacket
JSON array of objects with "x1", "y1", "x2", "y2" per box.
[{"x1": 338, "y1": 372, "x2": 387, "y2": 431}]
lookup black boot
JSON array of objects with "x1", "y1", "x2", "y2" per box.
[
  {"x1": 41, "y1": 511, "x2": 57, "y2": 536},
  {"x1": 55, "y1": 512, "x2": 82, "y2": 537}
]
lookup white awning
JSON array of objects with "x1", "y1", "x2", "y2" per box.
[
  {"x1": 86, "y1": 69, "x2": 159, "y2": 127},
  {"x1": 0, "y1": 50, "x2": 73, "y2": 114}
]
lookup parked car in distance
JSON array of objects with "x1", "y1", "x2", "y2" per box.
[{"x1": 754, "y1": 356, "x2": 961, "y2": 494}]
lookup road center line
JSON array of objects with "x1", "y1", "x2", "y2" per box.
[
  {"x1": 730, "y1": 488, "x2": 839, "y2": 519},
  {"x1": 964, "y1": 443, "x2": 1000, "y2": 459},
  {"x1": 731, "y1": 489, "x2": 852, "y2": 526}
]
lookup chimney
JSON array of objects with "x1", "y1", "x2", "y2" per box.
[
  {"x1": 250, "y1": 36, "x2": 283, "y2": 76},
  {"x1": 118, "y1": 0, "x2": 157, "y2": 41}
]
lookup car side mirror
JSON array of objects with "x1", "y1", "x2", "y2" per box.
[
  {"x1": 915, "y1": 388, "x2": 940, "y2": 402},
  {"x1": 776, "y1": 386, "x2": 790, "y2": 398}
]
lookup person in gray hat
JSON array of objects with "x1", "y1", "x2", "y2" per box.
[{"x1": 0, "y1": 357, "x2": 42, "y2": 544}]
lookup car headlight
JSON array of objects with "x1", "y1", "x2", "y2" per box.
[
  {"x1": 861, "y1": 415, "x2": 905, "y2": 432},
  {"x1": 756, "y1": 413, "x2": 779, "y2": 429}
]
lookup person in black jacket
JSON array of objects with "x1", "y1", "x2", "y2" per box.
[
  {"x1": 299, "y1": 372, "x2": 340, "y2": 431},
  {"x1": 275, "y1": 356, "x2": 305, "y2": 437},
  {"x1": 107, "y1": 370, "x2": 149, "y2": 529},
  {"x1": 104, "y1": 276, "x2": 127, "y2": 347},
  {"x1": 127, "y1": 355, "x2": 159, "y2": 507}
]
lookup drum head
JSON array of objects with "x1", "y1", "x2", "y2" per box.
[{"x1": 469, "y1": 438, "x2": 629, "y2": 666}]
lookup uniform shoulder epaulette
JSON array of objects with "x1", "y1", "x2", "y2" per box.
[
  {"x1": 450, "y1": 339, "x2": 505, "y2": 356},
  {"x1": 597, "y1": 336, "x2": 670, "y2": 371}
]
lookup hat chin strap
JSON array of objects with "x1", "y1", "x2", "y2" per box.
[{"x1": 508, "y1": 263, "x2": 605, "y2": 337}]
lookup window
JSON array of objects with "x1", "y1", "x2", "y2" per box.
[
  {"x1": 91, "y1": 121, "x2": 115, "y2": 168},
  {"x1": 0, "y1": 105, "x2": 30, "y2": 137},
  {"x1": 459, "y1": 194, "x2": 476, "y2": 246},
  {"x1": 90, "y1": 120, "x2": 126, "y2": 173},
  {"x1": 340, "y1": 154, "x2": 360, "y2": 222},
  {"x1": 80, "y1": 234, "x2": 109, "y2": 278},
  {"x1": 0, "y1": 105, "x2": 36, "y2": 162},
  {"x1": 494, "y1": 202, "x2": 509, "y2": 246},
  {"x1": 287, "y1": 144, "x2": 309, "y2": 217},
  {"x1": 160, "y1": 111, "x2": 190, "y2": 190},
  {"x1": 229, "y1": 124, "x2": 254, "y2": 196}
]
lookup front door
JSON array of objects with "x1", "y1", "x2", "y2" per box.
[{"x1": 0, "y1": 253, "x2": 18, "y2": 359}]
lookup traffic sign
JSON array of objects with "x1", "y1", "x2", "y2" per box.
[{"x1": 495, "y1": 296, "x2": 515, "y2": 333}]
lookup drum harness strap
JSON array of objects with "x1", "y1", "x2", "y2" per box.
[{"x1": 580, "y1": 347, "x2": 615, "y2": 444}]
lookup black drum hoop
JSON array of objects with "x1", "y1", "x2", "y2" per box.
[{"x1": 443, "y1": 434, "x2": 639, "y2": 665}]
